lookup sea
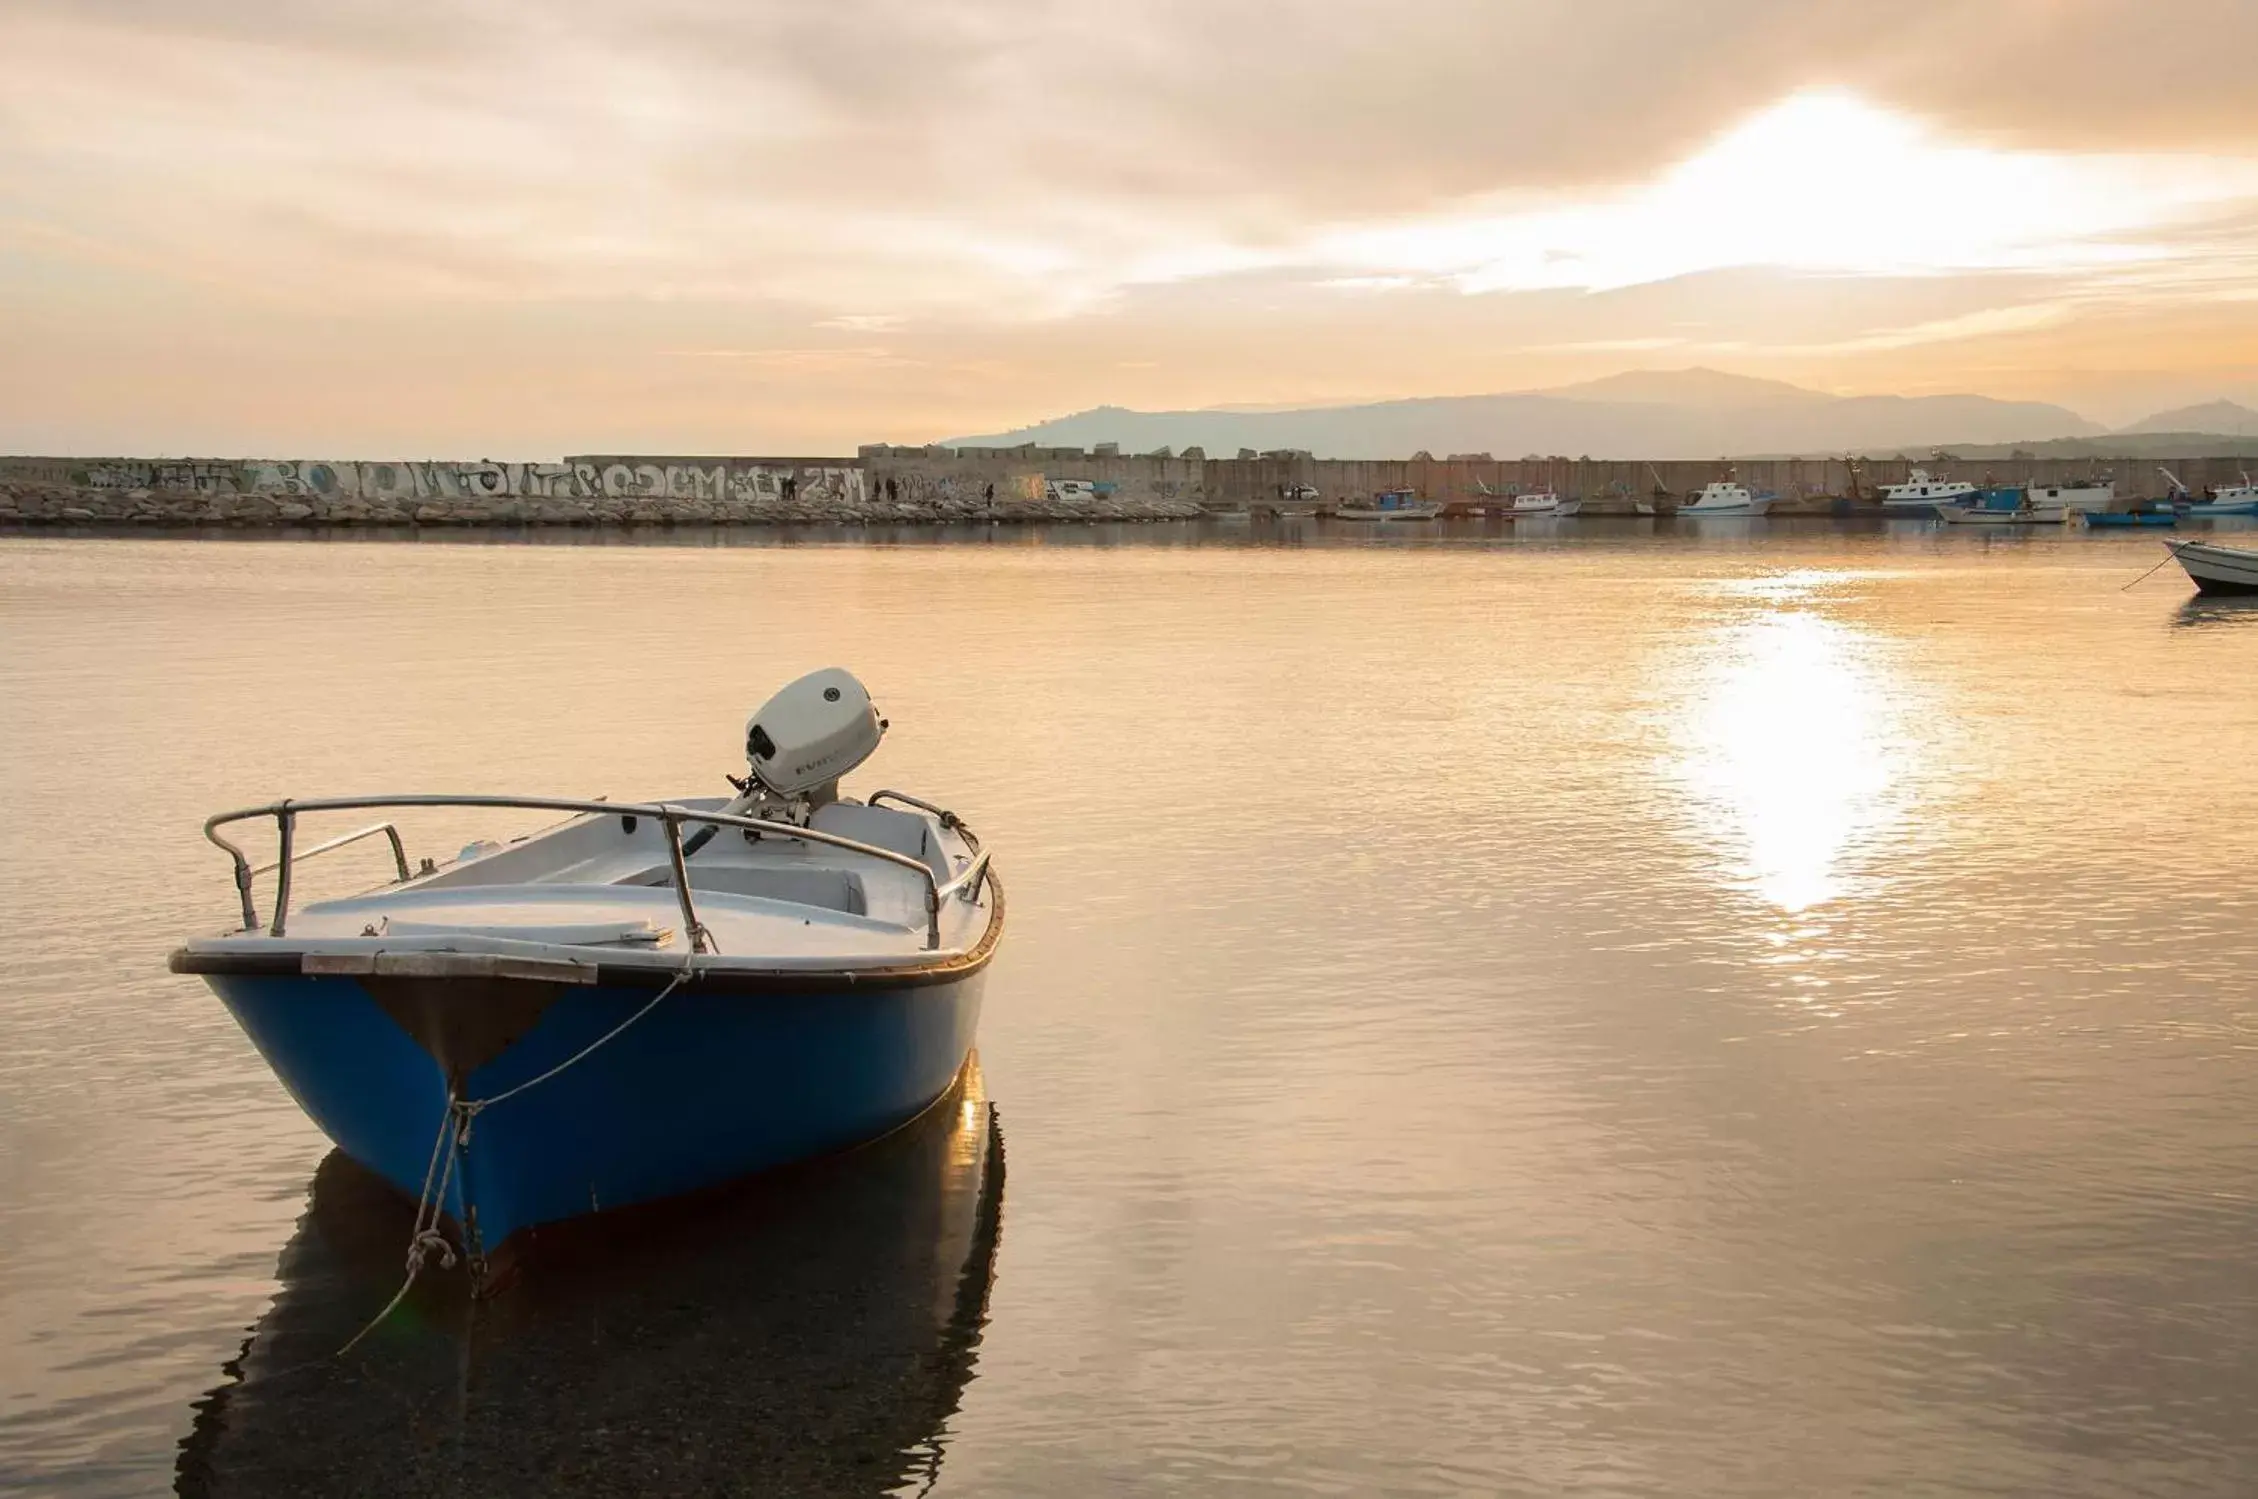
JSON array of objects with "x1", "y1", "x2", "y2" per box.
[{"x1": 2, "y1": 519, "x2": 2255, "y2": 1496}]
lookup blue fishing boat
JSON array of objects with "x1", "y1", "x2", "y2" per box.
[
  {"x1": 2162, "y1": 466, "x2": 2258, "y2": 517},
  {"x1": 170, "y1": 669, "x2": 1001, "y2": 1290},
  {"x1": 2080, "y1": 499, "x2": 2179, "y2": 528},
  {"x1": 1336, "y1": 489, "x2": 1441, "y2": 520}
]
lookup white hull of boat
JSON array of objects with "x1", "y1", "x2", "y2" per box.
[
  {"x1": 1677, "y1": 481, "x2": 1768, "y2": 516},
  {"x1": 1502, "y1": 493, "x2": 1578, "y2": 518},
  {"x1": 2170, "y1": 539, "x2": 2258, "y2": 594}
]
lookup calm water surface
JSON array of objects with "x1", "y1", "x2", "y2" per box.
[{"x1": 2, "y1": 523, "x2": 2256, "y2": 1496}]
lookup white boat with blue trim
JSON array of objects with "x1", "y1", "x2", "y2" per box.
[
  {"x1": 1934, "y1": 487, "x2": 2069, "y2": 524},
  {"x1": 1877, "y1": 468, "x2": 1977, "y2": 511},
  {"x1": 1677, "y1": 480, "x2": 1770, "y2": 516},
  {"x1": 170, "y1": 669, "x2": 1000, "y2": 1290},
  {"x1": 2163, "y1": 467, "x2": 2258, "y2": 518}
]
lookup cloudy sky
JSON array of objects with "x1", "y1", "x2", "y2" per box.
[{"x1": 5, "y1": 0, "x2": 2258, "y2": 455}]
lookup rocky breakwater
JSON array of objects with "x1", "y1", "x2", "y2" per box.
[{"x1": 0, "y1": 480, "x2": 1204, "y2": 528}]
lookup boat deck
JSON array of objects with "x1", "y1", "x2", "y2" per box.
[{"x1": 178, "y1": 795, "x2": 995, "y2": 974}]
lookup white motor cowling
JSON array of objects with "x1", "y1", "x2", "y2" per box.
[{"x1": 745, "y1": 668, "x2": 885, "y2": 798}]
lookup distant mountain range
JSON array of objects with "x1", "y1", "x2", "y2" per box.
[
  {"x1": 2118, "y1": 400, "x2": 2258, "y2": 436},
  {"x1": 947, "y1": 371, "x2": 2258, "y2": 460}
]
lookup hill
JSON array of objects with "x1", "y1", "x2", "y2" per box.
[
  {"x1": 2118, "y1": 401, "x2": 2258, "y2": 436},
  {"x1": 949, "y1": 370, "x2": 2102, "y2": 460}
]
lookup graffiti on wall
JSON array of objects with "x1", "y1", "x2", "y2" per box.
[
  {"x1": 84, "y1": 460, "x2": 242, "y2": 492},
  {"x1": 1042, "y1": 479, "x2": 1118, "y2": 504},
  {"x1": 80, "y1": 459, "x2": 867, "y2": 505}
]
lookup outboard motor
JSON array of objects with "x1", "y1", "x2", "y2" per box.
[
  {"x1": 685, "y1": 669, "x2": 886, "y2": 856},
  {"x1": 744, "y1": 667, "x2": 886, "y2": 802}
]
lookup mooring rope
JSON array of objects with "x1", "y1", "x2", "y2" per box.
[
  {"x1": 333, "y1": 952, "x2": 700, "y2": 1357},
  {"x1": 335, "y1": 1097, "x2": 465, "y2": 1356},
  {"x1": 2122, "y1": 542, "x2": 2185, "y2": 592}
]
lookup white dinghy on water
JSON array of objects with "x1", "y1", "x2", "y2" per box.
[{"x1": 170, "y1": 668, "x2": 1001, "y2": 1289}]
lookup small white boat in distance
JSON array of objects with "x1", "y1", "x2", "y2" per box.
[
  {"x1": 1337, "y1": 489, "x2": 1441, "y2": 521},
  {"x1": 1877, "y1": 468, "x2": 1976, "y2": 510},
  {"x1": 2164, "y1": 467, "x2": 2258, "y2": 517},
  {"x1": 2168, "y1": 538, "x2": 2258, "y2": 594},
  {"x1": 1678, "y1": 481, "x2": 1769, "y2": 516}
]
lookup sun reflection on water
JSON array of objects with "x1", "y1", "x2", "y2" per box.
[{"x1": 1668, "y1": 573, "x2": 1918, "y2": 914}]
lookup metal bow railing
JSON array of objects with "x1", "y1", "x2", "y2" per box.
[{"x1": 203, "y1": 794, "x2": 992, "y2": 951}]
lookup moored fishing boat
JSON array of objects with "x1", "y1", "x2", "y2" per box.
[
  {"x1": 1876, "y1": 467, "x2": 1977, "y2": 511},
  {"x1": 1336, "y1": 489, "x2": 1441, "y2": 521},
  {"x1": 169, "y1": 668, "x2": 1000, "y2": 1288},
  {"x1": 2077, "y1": 499, "x2": 2178, "y2": 529},
  {"x1": 1505, "y1": 491, "x2": 1582, "y2": 517},
  {"x1": 1470, "y1": 483, "x2": 1582, "y2": 518},
  {"x1": 2167, "y1": 538, "x2": 2258, "y2": 594},
  {"x1": 2026, "y1": 478, "x2": 2116, "y2": 518},
  {"x1": 2163, "y1": 467, "x2": 2258, "y2": 518},
  {"x1": 1677, "y1": 480, "x2": 1769, "y2": 516}
]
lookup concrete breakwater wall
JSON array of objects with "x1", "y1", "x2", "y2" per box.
[
  {"x1": 0, "y1": 454, "x2": 1203, "y2": 526},
  {"x1": 1, "y1": 447, "x2": 2242, "y2": 527}
]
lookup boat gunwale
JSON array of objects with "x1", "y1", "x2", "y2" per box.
[
  {"x1": 195, "y1": 788, "x2": 995, "y2": 952},
  {"x1": 168, "y1": 870, "x2": 1006, "y2": 993}
]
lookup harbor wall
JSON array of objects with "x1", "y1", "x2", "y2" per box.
[{"x1": 2, "y1": 449, "x2": 2249, "y2": 526}]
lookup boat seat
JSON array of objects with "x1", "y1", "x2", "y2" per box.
[
  {"x1": 679, "y1": 865, "x2": 867, "y2": 916},
  {"x1": 622, "y1": 863, "x2": 867, "y2": 915}
]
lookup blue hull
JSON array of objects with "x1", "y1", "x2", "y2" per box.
[{"x1": 209, "y1": 970, "x2": 983, "y2": 1258}]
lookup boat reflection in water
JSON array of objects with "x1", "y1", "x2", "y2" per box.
[{"x1": 177, "y1": 1059, "x2": 1003, "y2": 1497}]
